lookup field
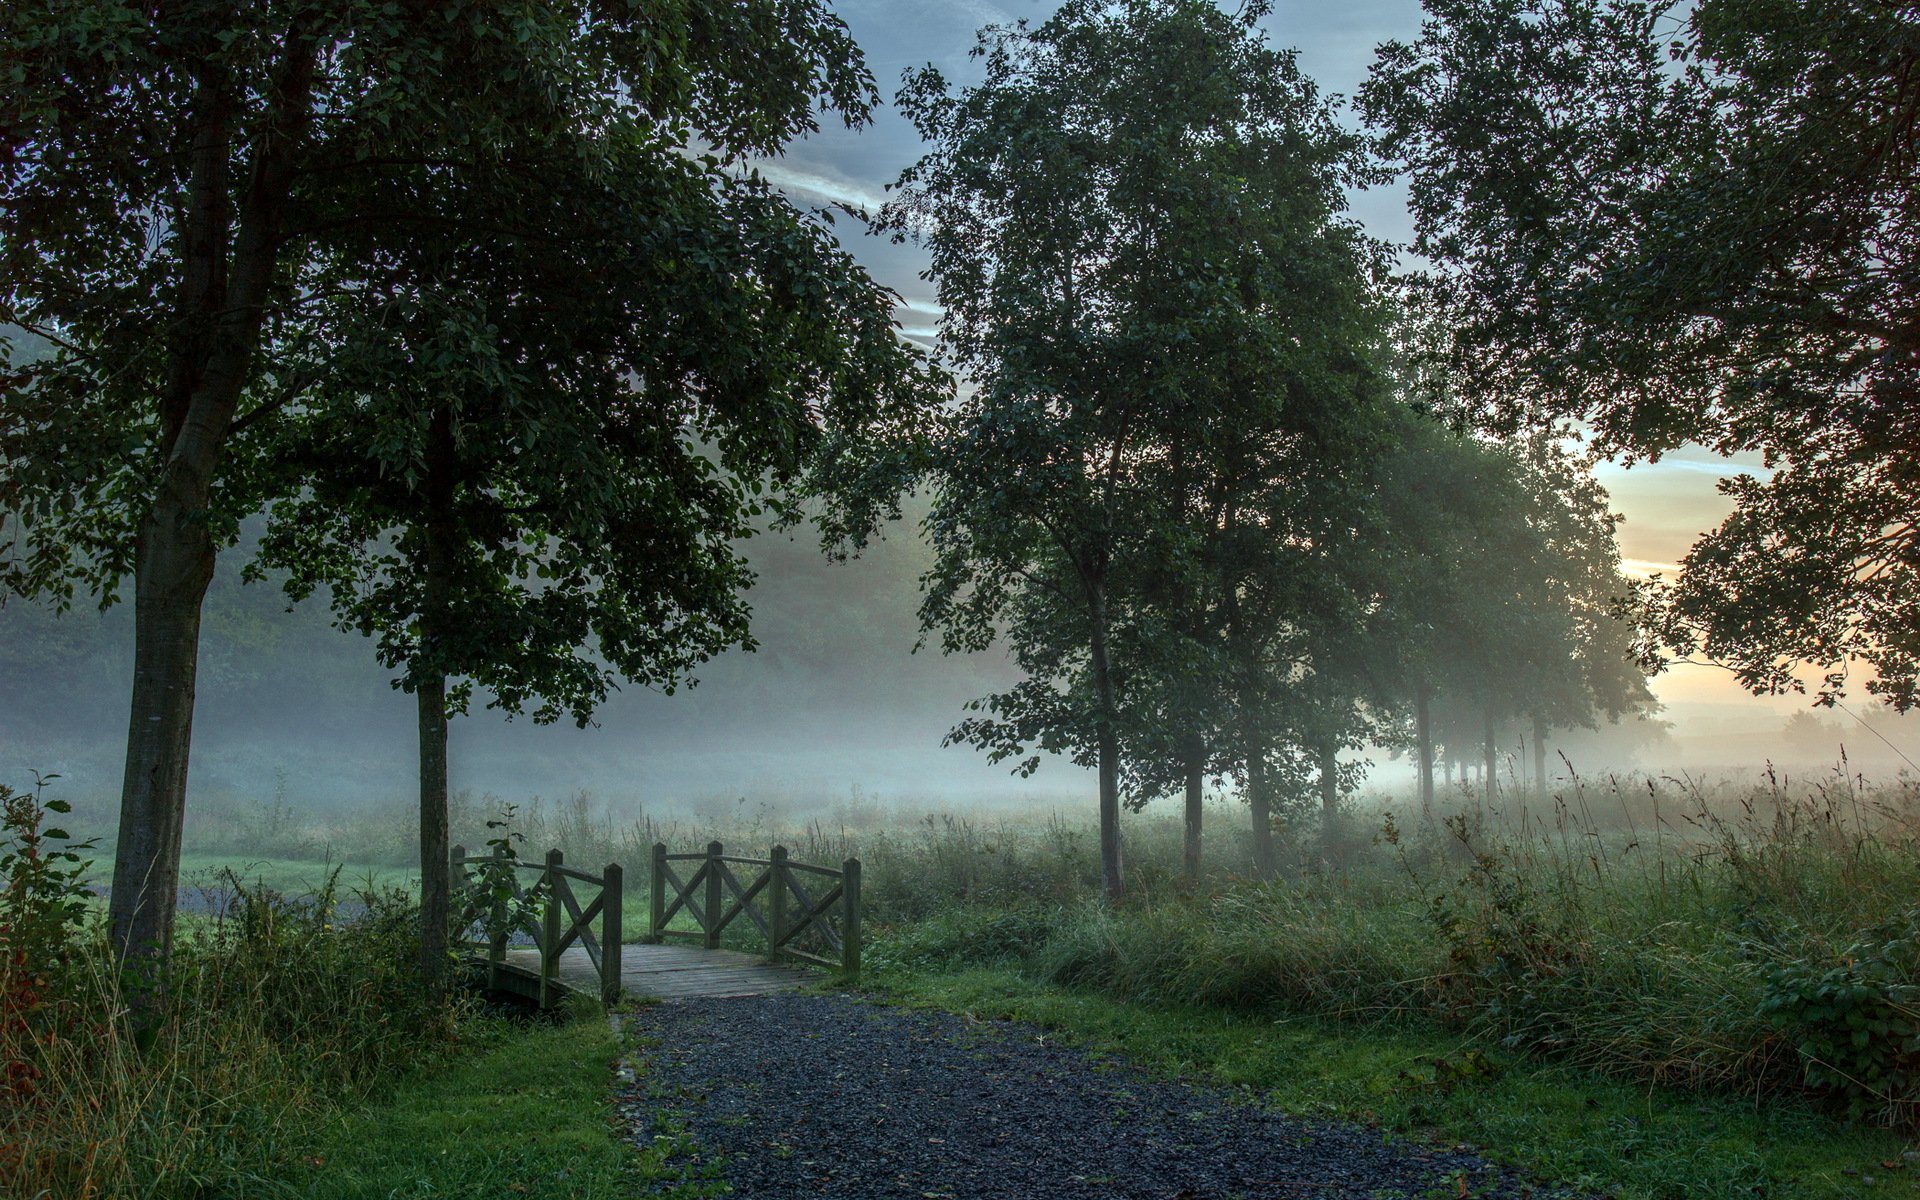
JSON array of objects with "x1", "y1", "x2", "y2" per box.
[{"x1": 11, "y1": 767, "x2": 1920, "y2": 1198}]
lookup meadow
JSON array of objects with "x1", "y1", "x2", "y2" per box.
[{"x1": 9, "y1": 765, "x2": 1920, "y2": 1198}]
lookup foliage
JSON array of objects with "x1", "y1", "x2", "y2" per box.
[
  {"x1": 454, "y1": 804, "x2": 549, "y2": 949},
  {"x1": 0, "y1": 775, "x2": 95, "y2": 983},
  {"x1": 1362, "y1": 0, "x2": 1920, "y2": 709},
  {"x1": 0, "y1": 775, "x2": 97, "y2": 1126},
  {"x1": 1761, "y1": 915, "x2": 1920, "y2": 1123},
  {"x1": 883, "y1": 0, "x2": 1391, "y2": 893}
]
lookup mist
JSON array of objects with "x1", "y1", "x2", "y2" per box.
[
  {"x1": 0, "y1": 507, "x2": 1102, "y2": 848},
  {"x1": 8, "y1": 492, "x2": 1910, "y2": 864}
]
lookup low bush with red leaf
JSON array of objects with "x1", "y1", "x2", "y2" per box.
[{"x1": 0, "y1": 774, "x2": 100, "y2": 1187}]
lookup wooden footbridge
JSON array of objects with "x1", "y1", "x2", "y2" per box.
[{"x1": 451, "y1": 841, "x2": 861, "y2": 1007}]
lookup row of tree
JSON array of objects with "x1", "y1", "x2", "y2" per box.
[{"x1": 882, "y1": 0, "x2": 1658, "y2": 897}]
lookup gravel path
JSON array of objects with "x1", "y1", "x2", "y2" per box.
[{"x1": 619, "y1": 993, "x2": 1564, "y2": 1199}]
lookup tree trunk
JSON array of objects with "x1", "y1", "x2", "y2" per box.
[
  {"x1": 1318, "y1": 737, "x2": 1341, "y2": 863},
  {"x1": 417, "y1": 669, "x2": 451, "y2": 990},
  {"x1": 1415, "y1": 683, "x2": 1435, "y2": 822},
  {"x1": 1180, "y1": 732, "x2": 1204, "y2": 883},
  {"x1": 1442, "y1": 751, "x2": 1454, "y2": 789},
  {"x1": 416, "y1": 408, "x2": 457, "y2": 991},
  {"x1": 107, "y1": 498, "x2": 216, "y2": 995},
  {"x1": 1532, "y1": 712, "x2": 1549, "y2": 798},
  {"x1": 1483, "y1": 704, "x2": 1498, "y2": 804},
  {"x1": 1243, "y1": 710, "x2": 1275, "y2": 879},
  {"x1": 1087, "y1": 584, "x2": 1124, "y2": 903},
  {"x1": 105, "y1": 39, "x2": 317, "y2": 1003}
]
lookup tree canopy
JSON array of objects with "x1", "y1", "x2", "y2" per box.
[
  {"x1": 1362, "y1": 0, "x2": 1920, "y2": 709},
  {"x1": 1, "y1": 0, "x2": 936, "y2": 978}
]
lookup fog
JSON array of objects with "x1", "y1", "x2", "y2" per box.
[
  {"x1": 0, "y1": 512, "x2": 1093, "y2": 844},
  {"x1": 7, "y1": 494, "x2": 1914, "y2": 858},
  {"x1": 15, "y1": 0, "x2": 1903, "y2": 855}
]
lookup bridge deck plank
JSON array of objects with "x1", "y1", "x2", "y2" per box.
[{"x1": 501, "y1": 942, "x2": 812, "y2": 1002}]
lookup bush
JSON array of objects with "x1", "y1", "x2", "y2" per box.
[{"x1": 1761, "y1": 913, "x2": 1920, "y2": 1122}]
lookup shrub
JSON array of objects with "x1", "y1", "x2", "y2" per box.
[{"x1": 1760, "y1": 913, "x2": 1920, "y2": 1123}]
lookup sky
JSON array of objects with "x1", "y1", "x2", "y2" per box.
[{"x1": 764, "y1": 0, "x2": 1797, "y2": 723}]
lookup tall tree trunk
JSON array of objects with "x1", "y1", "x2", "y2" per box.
[
  {"x1": 416, "y1": 409, "x2": 456, "y2": 991},
  {"x1": 1532, "y1": 712, "x2": 1549, "y2": 798},
  {"x1": 1180, "y1": 732, "x2": 1204, "y2": 883},
  {"x1": 108, "y1": 498, "x2": 216, "y2": 994},
  {"x1": 1243, "y1": 709, "x2": 1275, "y2": 879},
  {"x1": 417, "y1": 669, "x2": 450, "y2": 991},
  {"x1": 1442, "y1": 751, "x2": 1454, "y2": 789},
  {"x1": 1415, "y1": 683, "x2": 1435, "y2": 822},
  {"x1": 1317, "y1": 737, "x2": 1341, "y2": 862},
  {"x1": 105, "y1": 37, "x2": 317, "y2": 1001},
  {"x1": 1087, "y1": 584, "x2": 1124, "y2": 903},
  {"x1": 1483, "y1": 704, "x2": 1498, "y2": 804}
]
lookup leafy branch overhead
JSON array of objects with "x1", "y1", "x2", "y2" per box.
[{"x1": 1363, "y1": 0, "x2": 1920, "y2": 709}]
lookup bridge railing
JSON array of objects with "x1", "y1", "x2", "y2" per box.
[
  {"x1": 645, "y1": 841, "x2": 861, "y2": 977},
  {"x1": 451, "y1": 845, "x2": 623, "y2": 1007}
]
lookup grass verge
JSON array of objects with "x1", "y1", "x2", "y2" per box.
[
  {"x1": 278, "y1": 1009, "x2": 635, "y2": 1200},
  {"x1": 864, "y1": 965, "x2": 1920, "y2": 1200}
]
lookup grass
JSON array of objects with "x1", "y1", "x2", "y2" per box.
[
  {"x1": 32, "y1": 767, "x2": 1920, "y2": 1196},
  {"x1": 277, "y1": 1005, "x2": 641, "y2": 1200},
  {"x1": 864, "y1": 964, "x2": 1920, "y2": 1200}
]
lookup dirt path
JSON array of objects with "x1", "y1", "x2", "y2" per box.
[{"x1": 620, "y1": 993, "x2": 1565, "y2": 1199}]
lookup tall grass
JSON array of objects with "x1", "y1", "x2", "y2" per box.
[
  {"x1": 139, "y1": 761, "x2": 1920, "y2": 1126},
  {"x1": 2, "y1": 779, "x2": 469, "y2": 1199},
  {"x1": 856, "y1": 768, "x2": 1920, "y2": 1126}
]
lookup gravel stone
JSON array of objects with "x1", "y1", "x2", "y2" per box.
[{"x1": 620, "y1": 992, "x2": 1573, "y2": 1199}]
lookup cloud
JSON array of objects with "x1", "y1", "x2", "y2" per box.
[
  {"x1": 1597, "y1": 454, "x2": 1773, "y2": 480},
  {"x1": 1650, "y1": 456, "x2": 1772, "y2": 479},
  {"x1": 748, "y1": 160, "x2": 890, "y2": 214},
  {"x1": 1619, "y1": 557, "x2": 1683, "y2": 579}
]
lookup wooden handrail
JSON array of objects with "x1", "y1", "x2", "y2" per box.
[{"x1": 644, "y1": 841, "x2": 861, "y2": 977}]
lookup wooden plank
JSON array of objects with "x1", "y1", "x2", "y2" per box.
[{"x1": 498, "y1": 941, "x2": 812, "y2": 1004}]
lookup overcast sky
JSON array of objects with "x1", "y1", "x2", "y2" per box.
[{"x1": 752, "y1": 0, "x2": 1787, "y2": 716}]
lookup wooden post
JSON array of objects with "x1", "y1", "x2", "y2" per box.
[
  {"x1": 601, "y1": 861, "x2": 623, "y2": 1006},
  {"x1": 450, "y1": 843, "x2": 467, "y2": 984},
  {"x1": 703, "y1": 840, "x2": 724, "y2": 950},
  {"x1": 489, "y1": 843, "x2": 511, "y2": 990},
  {"x1": 540, "y1": 848, "x2": 563, "y2": 1009},
  {"x1": 648, "y1": 842, "x2": 667, "y2": 943},
  {"x1": 767, "y1": 845, "x2": 788, "y2": 964},
  {"x1": 841, "y1": 856, "x2": 861, "y2": 979}
]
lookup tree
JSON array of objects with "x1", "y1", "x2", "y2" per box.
[
  {"x1": 1362, "y1": 0, "x2": 1920, "y2": 710},
  {"x1": 1364, "y1": 412, "x2": 1653, "y2": 810},
  {"x1": 255, "y1": 158, "x2": 928, "y2": 986},
  {"x1": 883, "y1": 0, "x2": 1388, "y2": 899},
  {"x1": 1, "y1": 1, "x2": 918, "y2": 986}
]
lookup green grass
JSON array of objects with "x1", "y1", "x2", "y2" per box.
[
  {"x1": 175, "y1": 852, "x2": 420, "y2": 898},
  {"x1": 277, "y1": 1008, "x2": 692, "y2": 1200},
  {"x1": 863, "y1": 965, "x2": 1920, "y2": 1200}
]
